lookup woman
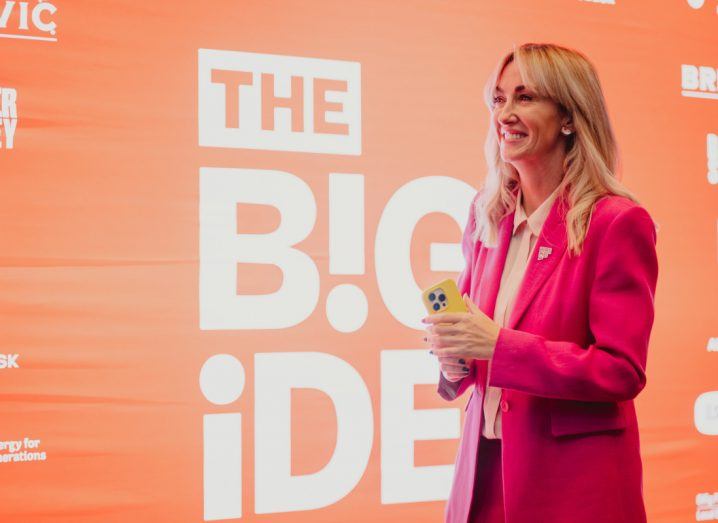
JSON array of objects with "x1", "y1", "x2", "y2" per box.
[{"x1": 422, "y1": 43, "x2": 658, "y2": 523}]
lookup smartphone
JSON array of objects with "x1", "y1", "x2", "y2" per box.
[
  {"x1": 422, "y1": 279, "x2": 471, "y2": 381},
  {"x1": 421, "y1": 278, "x2": 468, "y2": 316}
]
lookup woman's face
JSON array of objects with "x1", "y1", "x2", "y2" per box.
[{"x1": 491, "y1": 60, "x2": 567, "y2": 165}]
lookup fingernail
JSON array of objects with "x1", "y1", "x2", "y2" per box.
[
  {"x1": 458, "y1": 358, "x2": 465, "y2": 364},
  {"x1": 462, "y1": 366, "x2": 469, "y2": 372}
]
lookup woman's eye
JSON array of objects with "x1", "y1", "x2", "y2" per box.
[{"x1": 492, "y1": 94, "x2": 531, "y2": 105}]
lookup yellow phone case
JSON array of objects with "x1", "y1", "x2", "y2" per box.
[{"x1": 421, "y1": 278, "x2": 468, "y2": 316}]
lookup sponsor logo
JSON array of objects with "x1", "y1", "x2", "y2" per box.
[
  {"x1": 695, "y1": 391, "x2": 718, "y2": 435},
  {"x1": 708, "y1": 133, "x2": 718, "y2": 184},
  {"x1": 682, "y1": 65, "x2": 718, "y2": 99},
  {"x1": 0, "y1": 1, "x2": 57, "y2": 42},
  {"x1": 687, "y1": 0, "x2": 706, "y2": 7},
  {"x1": 697, "y1": 492, "x2": 718, "y2": 521},
  {"x1": 0, "y1": 437, "x2": 46, "y2": 463},
  {"x1": 0, "y1": 353, "x2": 19, "y2": 369},
  {"x1": 0, "y1": 87, "x2": 17, "y2": 149}
]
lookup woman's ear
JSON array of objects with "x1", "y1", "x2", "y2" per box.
[{"x1": 560, "y1": 118, "x2": 574, "y2": 137}]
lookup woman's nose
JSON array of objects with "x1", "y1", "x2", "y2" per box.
[{"x1": 497, "y1": 101, "x2": 517, "y2": 124}]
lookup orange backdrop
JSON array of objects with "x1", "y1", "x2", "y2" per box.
[{"x1": 1, "y1": 1, "x2": 718, "y2": 522}]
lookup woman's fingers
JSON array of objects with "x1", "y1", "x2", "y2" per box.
[
  {"x1": 440, "y1": 350, "x2": 470, "y2": 372},
  {"x1": 437, "y1": 354, "x2": 468, "y2": 365},
  {"x1": 438, "y1": 349, "x2": 470, "y2": 380},
  {"x1": 441, "y1": 361, "x2": 470, "y2": 373},
  {"x1": 426, "y1": 326, "x2": 471, "y2": 382},
  {"x1": 441, "y1": 368, "x2": 469, "y2": 382}
]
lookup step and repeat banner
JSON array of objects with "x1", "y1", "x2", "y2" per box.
[{"x1": 1, "y1": 1, "x2": 717, "y2": 522}]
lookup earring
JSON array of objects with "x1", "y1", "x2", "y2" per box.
[{"x1": 561, "y1": 126, "x2": 572, "y2": 135}]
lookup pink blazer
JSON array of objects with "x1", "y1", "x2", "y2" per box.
[{"x1": 438, "y1": 190, "x2": 658, "y2": 523}]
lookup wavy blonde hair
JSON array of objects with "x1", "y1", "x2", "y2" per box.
[{"x1": 474, "y1": 42, "x2": 639, "y2": 257}]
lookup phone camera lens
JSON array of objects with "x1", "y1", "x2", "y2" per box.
[
  {"x1": 429, "y1": 292, "x2": 436, "y2": 301},
  {"x1": 438, "y1": 294, "x2": 446, "y2": 301},
  {"x1": 432, "y1": 303, "x2": 440, "y2": 311}
]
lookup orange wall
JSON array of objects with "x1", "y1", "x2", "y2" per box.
[{"x1": 1, "y1": 1, "x2": 717, "y2": 522}]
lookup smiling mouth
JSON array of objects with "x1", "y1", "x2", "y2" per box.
[{"x1": 501, "y1": 132, "x2": 527, "y2": 143}]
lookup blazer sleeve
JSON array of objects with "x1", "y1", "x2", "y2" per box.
[
  {"x1": 487, "y1": 205, "x2": 659, "y2": 402},
  {"x1": 437, "y1": 192, "x2": 480, "y2": 401}
]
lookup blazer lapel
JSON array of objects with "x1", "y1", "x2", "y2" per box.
[
  {"x1": 505, "y1": 193, "x2": 568, "y2": 331},
  {"x1": 473, "y1": 209, "x2": 513, "y2": 388},
  {"x1": 477, "y1": 209, "x2": 513, "y2": 319}
]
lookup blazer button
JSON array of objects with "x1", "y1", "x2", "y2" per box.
[{"x1": 500, "y1": 400, "x2": 509, "y2": 412}]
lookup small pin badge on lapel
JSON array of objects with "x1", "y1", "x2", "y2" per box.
[{"x1": 537, "y1": 246, "x2": 552, "y2": 260}]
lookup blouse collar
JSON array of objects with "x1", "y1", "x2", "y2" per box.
[{"x1": 513, "y1": 185, "x2": 561, "y2": 236}]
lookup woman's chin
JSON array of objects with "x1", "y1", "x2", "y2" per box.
[{"x1": 500, "y1": 151, "x2": 524, "y2": 163}]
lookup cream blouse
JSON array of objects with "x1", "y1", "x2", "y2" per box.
[{"x1": 481, "y1": 185, "x2": 560, "y2": 439}]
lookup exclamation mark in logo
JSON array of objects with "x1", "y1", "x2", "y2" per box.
[
  {"x1": 326, "y1": 173, "x2": 368, "y2": 333},
  {"x1": 708, "y1": 133, "x2": 718, "y2": 185}
]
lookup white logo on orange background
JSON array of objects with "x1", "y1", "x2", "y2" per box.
[
  {"x1": 682, "y1": 64, "x2": 718, "y2": 99},
  {"x1": 0, "y1": 1, "x2": 57, "y2": 42},
  {"x1": 196, "y1": 49, "x2": 478, "y2": 519},
  {"x1": 198, "y1": 49, "x2": 361, "y2": 155},
  {"x1": 0, "y1": 87, "x2": 17, "y2": 149},
  {"x1": 697, "y1": 492, "x2": 718, "y2": 520},
  {"x1": 0, "y1": 437, "x2": 46, "y2": 463},
  {"x1": 695, "y1": 392, "x2": 718, "y2": 435},
  {"x1": 0, "y1": 353, "x2": 19, "y2": 369},
  {"x1": 708, "y1": 133, "x2": 718, "y2": 184},
  {"x1": 196, "y1": 170, "x2": 474, "y2": 516},
  {"x1": 685, "y1": 0, "x2": 713, "y2": 9}
]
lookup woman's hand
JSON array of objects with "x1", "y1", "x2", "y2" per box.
[
  {"x1": 423, "y1": 294, "x2": 501, "y2": 380},
  {"x1": 437, "y1": 355, "x2": 470, "y2": 382}
]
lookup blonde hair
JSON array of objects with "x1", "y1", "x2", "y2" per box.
[{"x1": 474, "y1": 42, "x2": 639, "y2": 257}]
